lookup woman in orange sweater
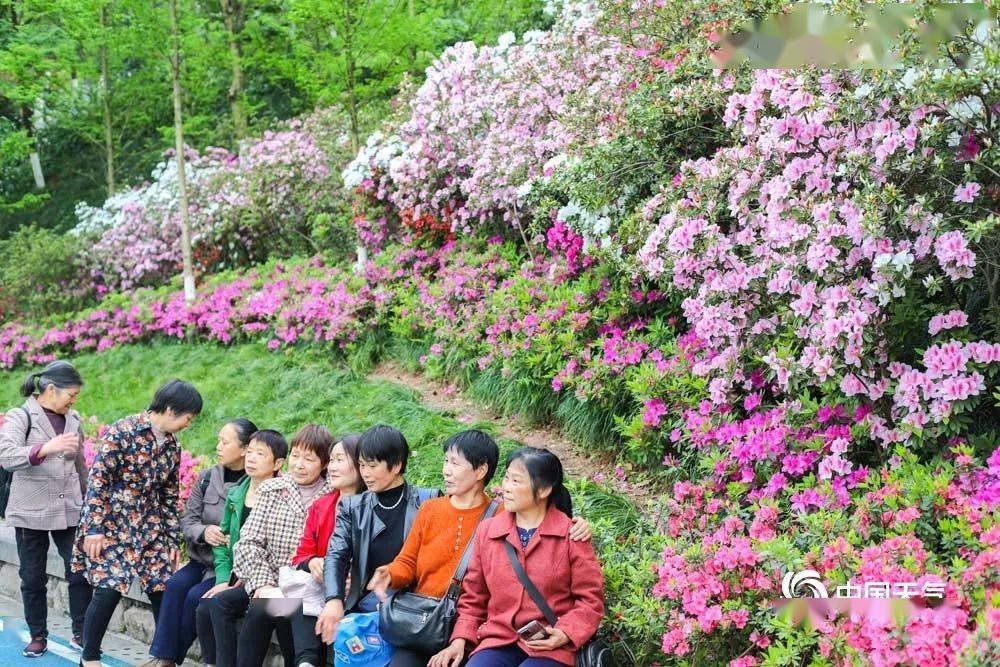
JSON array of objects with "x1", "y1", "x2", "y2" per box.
[{"x1": 367, "y1": 431, "x2": 591, "y2": 667}]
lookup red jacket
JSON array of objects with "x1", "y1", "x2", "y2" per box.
[
  {"x1": 452, "y1": 504, "x2": 605, "y2": 666},
  {"x1": 291, "y1": 489, "x2": 340, "y2": 566}
]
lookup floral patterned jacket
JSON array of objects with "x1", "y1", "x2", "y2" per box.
[{"x1": 71, "y1": 412, "x2": 182, "y2": 594}]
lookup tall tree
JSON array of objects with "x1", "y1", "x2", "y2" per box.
[
  {"x1": 167, "y1": 0, "x2": 196, "y2": 302},
  {"x1": 218, "y1": 0, "x2": 247, "y2": 140}
]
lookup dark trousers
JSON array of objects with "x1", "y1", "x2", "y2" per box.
[
  {"x1": 207, "y1": 585, "x2": 295, "y2": 667},
  {"x1": 149, "y1": 561, "x2": 213, "y2": 663},
  {"x1": 290, "y1": 610, "x2": 323, "y2": 666},
  {"x1": 196, "y1": 591, "x2": 221, "y2": 665},
  {"x1": 467, "y1": 645, "x2": 564, "y2": 667},
  {"x1": 15, "y1": 526, "x2": 92, "y2": 639},
  {"x1": 82, "y1": 585, "x2": 163, "y2": 661},
  {"x1": 390, "y1": 647, "x2": 436, "y2": 666}
]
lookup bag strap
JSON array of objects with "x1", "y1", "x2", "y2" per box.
[
  {"x1": 19, "y1": 406, "x2": 32, "y2": 439},
  {"x1": 445, "y1": 499, "x2": 500, "y2": 599},
  {"x1": 503, "y1": 541, "x2": 558, "y2": 627}
]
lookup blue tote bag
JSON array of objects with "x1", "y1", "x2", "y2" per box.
[{"x1": 333, "y1": 611, "x2": 395, "y2": 666}]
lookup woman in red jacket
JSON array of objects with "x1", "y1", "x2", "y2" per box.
[
  {"x1": 432, "y1": 447, "x2": 605, "y2": 667},
  {"x1": 289, "y1": 433, "x2": 363, "y2": 667}
]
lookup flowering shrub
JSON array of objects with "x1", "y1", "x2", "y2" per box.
[
  {"x1": 73, "y1": 147, "x2": 228, "y2": 291},
  {"x1": 72, "y1": 117, "x2": 341, "y2": 293},
  {"x1": 631, "y1": 69, "x2": 999, "y2": 454},
  {"x1": 347, "y1": 1, "x2": 633, "y2": 238}
]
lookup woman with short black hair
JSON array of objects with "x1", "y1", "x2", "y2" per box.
[
  {"x1": 72, "y1": 379, "x2": 203, "y2": 667},
  {"x1": 0, "y1": 360, "x2": 92, "y2": 658}
]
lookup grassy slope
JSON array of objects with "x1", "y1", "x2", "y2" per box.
[{"x1": 0, "y1": 340, "x2": 511, "y2": 487}]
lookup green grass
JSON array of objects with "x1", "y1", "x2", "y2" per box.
[{"x1": 0, "y1": 340, "x2": 542, "y2": 489}]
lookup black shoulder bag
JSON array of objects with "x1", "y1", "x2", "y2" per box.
[
  {"x1": 0, "y1": 406, "x2": 32, "y2": 519},
  {"x1": 379, "y1": 499, "x2": 500, "y2": 654},
  {"x1": 503, "y1": 541, "x2": 615, "y2": 667}
]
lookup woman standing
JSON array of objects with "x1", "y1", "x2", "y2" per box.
[
  {"x1": 142, "y1": 418, "x2": 257, "y2": 667},
  {"x1": 72, "y1": 379, "x2": 203, "y2": 667},
  {"x1": 0, "y1": 360, "x2": 92, "y2": 658}
]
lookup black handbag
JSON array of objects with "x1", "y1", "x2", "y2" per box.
[
  {"x1": 0, "y1": 407, "x2": 31, "y2": 519},
  {"x1": 502, "y1": 541, "x2": 615, "y2": 667},
  {"x1": 378, "y1": 499, "x2": 500, "y2": 654}
]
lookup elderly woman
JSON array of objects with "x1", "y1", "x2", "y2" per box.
[
  {"x1": 72, "y1": 379, "x2": 203, "y2": 667},
  {"x1": 0, "y1": 360, "x2": 92, "y2": 658},
  {"x1": 142, "y1": 418, "x2": 257, "y2": 667}
]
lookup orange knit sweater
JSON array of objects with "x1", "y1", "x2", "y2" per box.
[{"x1": 387, "y1": 494, "x2": 497, "y2": 598}]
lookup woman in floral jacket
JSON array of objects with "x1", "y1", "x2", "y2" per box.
[{"x1": 72, "y1": 380, "x2": 203, "y2": 667}]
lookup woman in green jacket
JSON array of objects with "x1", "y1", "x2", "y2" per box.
[{"x1": 195, "y1": 429, "x2": 287, "y2": 666}]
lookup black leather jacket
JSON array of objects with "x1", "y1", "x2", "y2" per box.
[{"x1": 324, "y1": 482, "x2": 440, "y2": 610}]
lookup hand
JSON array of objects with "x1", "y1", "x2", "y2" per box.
[
  {"x1": 83, "y1": 535, "x2": 107, "y2": 560},
  {"x1": 316, "y1": 599, "x2": 344, "y2": 644},
  {"x1": 170, "y1": 549, "x2": 182, "y2": 571},
  {"x1": 429, "y1": 639, "x2": 466, "y2": 667},
  {"x1": 525, "y1": 627, "x2": 570, "y2": 651},
  {"x1": 41, "y1": 432, "x2": 80, "y2": 458},
  {"x1": 308, "y1": 557, "x2": 324, "y2": 582},
  {"x1": 366, "y1": 565, "x2": 391, "y2": 602},
  {"x1": 202, "y1": 582, "x2": 231, "y2": 599},
  {"x1": 203, "y1": 525, "x2": 227, "y2": 547},
  {"x1": 569, "y1": 516, "x2": 592, "y2": 542}
]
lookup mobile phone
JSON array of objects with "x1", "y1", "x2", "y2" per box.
[{"x1": 516, "y1": 620, "x2": 550, "y2": 641}]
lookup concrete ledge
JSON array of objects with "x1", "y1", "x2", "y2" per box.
[{"x1": 0, "y1": 522, "x2": 289, "y2": 666}]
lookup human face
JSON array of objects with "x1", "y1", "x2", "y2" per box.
[
  {"x1": 442, "y1": 446, "x2": 486, "y2": 496},
  {"x1": 244, "y1": 439, "x2": 282, "y2": 481},
  {"x1": 328, "y1": 443, "x2": 360, "y2": 493},
  {"x1": 40, "y1": 384, "x2": 81, "y2": 414},
  {"x1": 501, "y1": 458, "x2": 548, "y2": 513},
  {"x1": 160, "y1": 408, "x2": 196, "y2": 434},
  {"x1": 288, "y1": 445, "x2": 325, "y2": 486},
  {"x1": 216, "y1": 423, "x2": 247, "y2": 469},
  {"x1": 359, "y1": 457, "x2": 403, "y2": 493}
]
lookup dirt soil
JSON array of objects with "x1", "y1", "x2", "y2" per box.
[{"x1": 368, "y1": 360, "x2": 664, "y2": 511}]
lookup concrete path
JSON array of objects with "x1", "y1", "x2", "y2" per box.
[{"x1": 0, "y1": 593, "x2": 148, "y2": 665}]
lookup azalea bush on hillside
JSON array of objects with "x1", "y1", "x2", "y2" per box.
[{"x1": 70, "y1": 114, "x2": 346, "y2": 293}]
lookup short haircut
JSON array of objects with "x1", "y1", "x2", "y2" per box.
[
  {"x1": 290, "y1": 424, "x2": 334, "y2": 470},
  {"x1": 149, "y1": 380, "x2": 203, "y2": 416},
  {"x1": 443, "y1": 430, "x2": 499, "y2": 484},
  {"x1": 358, "y1": 425, "x2": 409, "y2": 474},
  {"x1": 249, "y1": 429, "x2": 288, "y2": 462}
]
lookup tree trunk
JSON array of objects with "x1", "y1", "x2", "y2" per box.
[
  {"x1": 100, "y1": 3, "x2": 115, "y2": 196},
  {"x1": 407, "y1": 0, "x2": 417, "y2": 73},
  {"x1": 168, "y1": 0, "x2": 196, "y2": 303},
  {"x1": 219, "y1": 0, "x2": 247, "y2": 141},
  {"x1": 341, "y1": 0, "x2": 364, "y2": 271},
  {"x1": 20, "y1": 105, "x2": 45, "y2": 189}
]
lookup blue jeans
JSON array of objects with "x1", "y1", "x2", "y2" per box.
[
  {"x1": 467, "y1": 644, "x2": 564, "y2": 667},
  {"x1": 149, "y1": 561, "x2": 214, "y2": 663}
]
